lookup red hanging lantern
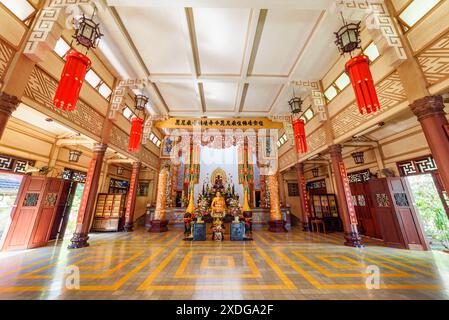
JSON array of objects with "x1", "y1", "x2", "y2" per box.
[
  {"x1": 128, "y1": 117, "x2": 144, "y2": 152},
  {"x1": 346, "y1": 55, "x2": 380, "y2": 115},
  {"x1": 292, "y1": 118, "x2": 307, "y2": 154},
  {"x1": 53, "y1": 50, "x2": 91, "y2": 111}
]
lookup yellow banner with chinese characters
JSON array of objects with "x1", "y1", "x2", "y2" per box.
[{"x1": 154, "y1": 117, "x2": 283, "y2": 129}]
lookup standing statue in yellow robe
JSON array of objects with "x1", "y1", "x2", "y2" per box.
[{"x1": 211, "y1": 192, "x2": 226, "y2": 216}]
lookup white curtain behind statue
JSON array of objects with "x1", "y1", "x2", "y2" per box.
[{"x1": 194, "y1": 145, "x2": 244, "y2": 205}]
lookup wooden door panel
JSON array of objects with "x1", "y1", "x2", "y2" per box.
[
  {"x1": 50, "y1": 180, "x2": 73, "y2": 240},
  {"x1": 399, "y1": 209, "x2": 422, "y2": 245},
  {"x1": 8, "y1": 209, "x2": 34, "y2": 247}
]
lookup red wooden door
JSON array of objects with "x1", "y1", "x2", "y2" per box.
[
  {"x1": 2, "y1": 176, "x2": 46, "y2": 251},
  {"x1": 2, "y1": 177, "x2": 66, "y2": 251},
  {"x1": 368, "y1": 178, "x2": 406, "y2": 249},
  {"x1": 388, "y1": 178, "x2": 429, "y2": 250},
  {"x1": 351, "y1": 182, "x2": 381, "y2": 239},
  {"x1": 29, "y1": 178, "x2": 65, "y2": 248}
]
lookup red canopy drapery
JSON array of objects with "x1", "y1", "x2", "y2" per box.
[
  {"x1": 345, "y1": 54, "x2": 380, "y2": 115},
  {"x1": 128, "y1": 117, "x2": 144, "y2": 152},
  {"x1": 292, "y1": 118, "x2": 307, "y2": 154},
  {"x1": 53, "y1": 50, "x2": 91, "y2": 111}
]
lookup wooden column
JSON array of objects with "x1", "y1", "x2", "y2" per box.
[
  {"x1": 277, "y1": 172, "x2": 286, "y2": 207},
  {"x1": 171, "y1": 164, "x2": 179, "y2": 207},
  {"x1": 329, "y1": 144, "x2": 363, "y2": 248},
  {"x1": 260, "y1": 174, "x2": 266, "y2": 207},
  {"x1": 410, "y1": 96, "x2": 449, "y2": 193},
  {"x1": 295, "y1": 163, "x2": 311, "y2": 231},
  {"x1": 124, "y1": 162, "x2": 141, "y2": 232},
  {"x1": 149, "y1": 166, "x2": 169, "y2": 232},
  {"x1": 268, "y1": 173, "x2": 287, "y2": 232},
  {"x1": 68, "y1": 143, "x2": 107, "y2": 249},
  {"x1": 0, "y1": 93, "x2": 20, "y2": 138}
]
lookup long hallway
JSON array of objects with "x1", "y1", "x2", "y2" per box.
[{"x1": 0, "y1": 227, "x2": 448, "y2": 300}]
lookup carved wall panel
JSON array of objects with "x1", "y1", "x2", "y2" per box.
[
  {"x1": 0, "y1": 38, "x2": 14, "y2": 81},
  {"x1": 417, "y1": 33, "x2": 449, "y2": 85},
  {"x1": 331, "y1": 72, "x2": 406, "y2": 138},
  {"x1": 24, "y1": 66, "x2": 104, "y2": 137}
]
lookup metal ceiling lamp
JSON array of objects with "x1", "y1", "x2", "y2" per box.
[
  {"x1": 53, "y1": 8, "x2": 103, "y2": 112},
  {"x1": 73, "y1": 8, "x2": 104, "y2": 51},
  {"x1": 351, "y1": 151, "x2": 365, "y2": 165},
  {"x1": 68, "y1": 150, "x2": 82, "y2": 163},
  {"x1": 117, "y1": 167, "x2": 124, "y2": 175},
  {"x1": 312, "y1": 167, "x2": 319, "y2": 178},
  {"x1": 290, "y1": 84, "x2": 307, "y2": 154},
  {"x1": 288, "y1": 85, "x2": 303, "y2": 115},
  {"x1": 334, "y1": 12, "x2": 380, "y2": 115}
]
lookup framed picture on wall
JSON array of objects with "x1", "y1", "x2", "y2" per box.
[{"x1": 160, "y1": 136, "x2": 175, "y2": 159}]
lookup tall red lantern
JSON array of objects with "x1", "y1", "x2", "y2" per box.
[
  {"x1": 53, "y1": 50, "x2": 91, "y2": 111},
  {"x1": 292, "y1": 118, "x2": 307, "y2": 154},
  {"x1": 128, "y1": 117, "x2": 144, "y2": 152},
  {"x1": 346, "y1": 55, "x2": 380, "y2": 115}
]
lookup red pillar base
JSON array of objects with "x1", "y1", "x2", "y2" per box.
[
  {"x1": 123, "y1": 223, "x2": 134, "y2": 232},
  {"x1": 68, "y1": 233, "x2": 89, "y2": 249},
  {"x1": 344, "y1": 232, "x2": 364, "y2": 248},
  {"x1": 268, "y1": 220, "x2": 287, "y2": 233},
  {"x1": 149, "y1": 220, "x2": 169, "y2": 233}
]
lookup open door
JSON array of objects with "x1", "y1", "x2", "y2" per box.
[
  {"x1": 49, "y1": 180, "x2": 74, "y2": 241},
  {"x1": 2, "y1": 176, "x2": 65, "y2": 251}
]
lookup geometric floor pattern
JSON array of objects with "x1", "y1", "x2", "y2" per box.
[{"x1": 0, "y1": 226, "x2": 448, "y2": 300}]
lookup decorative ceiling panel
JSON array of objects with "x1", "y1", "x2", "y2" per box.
[
  {"x1": 251, "y1": 9, "x2": 322, "y2": 76},
  {"x1": 331, "y1": 72, "x2": 406, "y2": 138},
  {"x1": 116, "y1": 6, "x2": 192, "y2": 74},
  {"x1": 24, "y1": 66, "x2": 104, "y2": 138},
  {"x1": 417, "y1": 33, "x2": 449, "y2": 85},
  {"x1": 194, "y1": 8, "x2": 250, "y2": 75}
]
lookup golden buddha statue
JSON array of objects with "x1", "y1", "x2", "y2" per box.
[{"x1": 211, "y1": 191, "x2": 226, "y2": 216}]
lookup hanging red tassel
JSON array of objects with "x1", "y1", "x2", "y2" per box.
[
  {"x1": 345, "y1": 54, "x2": 380, "y2": 115},
  {"x1": 292, "y1": 118, "x2": 307, "y2": 154},
  {"x1": 128, "y1": 117, "x2": 144, "y2": 152},
  {"x1": 53, "y1": 50, "x2": 91, "y2": 111}
]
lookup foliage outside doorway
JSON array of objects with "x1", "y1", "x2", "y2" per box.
[
  {"x1": 406, "y1": 174, "x2": 449, "y2": 251},
  {"x1": 65, "y1": 183, "x2": 84, "y2": 237}
]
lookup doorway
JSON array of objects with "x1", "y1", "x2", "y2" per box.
[
  {"x1": 406, "y1": 174, "x2": 449, "y2": 251},
  {"x1": 51, "y1": 182, "x2": 84, "y2": 241},
  {"x1": 0, "y1": 173, "x2": 23, "y2": 241}
]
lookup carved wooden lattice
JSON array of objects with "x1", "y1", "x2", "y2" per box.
[
  {"x1": 331, "y1": 72, "x2": 406, "y2": 138},
  {"x1": 417, "y1": 34, "x2": 449, "y2": 85},
  {"x1": 24, "y1": 66, "x2": 104, "y2": 137}
]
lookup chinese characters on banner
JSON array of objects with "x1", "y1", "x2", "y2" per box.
[
  {"x1": 338, "y1": 161, "x2": 358, "y2": 225},
  {"x1": 76, "y1": 159, "x2": 97, "y2": 225},
  {"x1": 125, "y1": 169, "x2": 139, "y2": 219},
  {"x1": 299, "y1": 174, "x2": 311, "y2": 215}
]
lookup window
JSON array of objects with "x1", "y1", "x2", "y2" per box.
[
  {"x1": 148, "y1": 132, "x2": 161, "y2": 148},
  {"x1": 398, "y1": 0, "x2": 441, "y2": 30},
  {"x1": 53, "y1": 38, "x2": 70, "y2": 58},
  {"x1": 277, "y1": 133, "x2": 288, "y2": 148},
  {"x1": 304, "y1": 108, "x2": 314, "y2": 121},
  {"x1": 1, "y1": 0, "x2": 35, "y2": 21},
  {"x1": 324, "y1": 86, "x2": 338, "y2": 102},
  {"x1": 334, "y1": 72, "x2": 350, "y2": 90},
  {"x1": 122, "y1": 106, "x2": 135, "y2": 120},
  {"x1": 98, "y1": 83, "x2": 112, "y2": 100},
  {"x1": 85, "y1": 69, "x2": 101, "y2": 88},
  {"x1": 363, "y1": 42, "x2": 380, "y2": 62}
]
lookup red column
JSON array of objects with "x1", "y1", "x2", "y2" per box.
[
  {"x1": 68, "y1": 143, "x2": 107, "y2": 249},
  {"x1": 410, "y1": 96, "x2": 449, "y2": 194},
  {"x1": 124, "y1": 162, "x2": 141, "y2": 232},
  {"x1": 329, "y1": 144, "x2": 363, "y2": 248},
  {"x1": 295, "y1": 163, "x2": 311, "y2": 231},
  {"x1": 0, "y1": 92, "x2": 20, "y2": 139}
]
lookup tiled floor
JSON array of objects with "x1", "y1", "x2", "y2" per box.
[{"x1": 0, "y1": 226, "x2": 448, "y2": 300}]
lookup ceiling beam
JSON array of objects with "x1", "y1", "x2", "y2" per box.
[
  {"x1": 234, "y1": 8, "x2": 266, "y2": 114},
  {"x1": 107, "y1": 0, "x2": 334, "y2": 10}
]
